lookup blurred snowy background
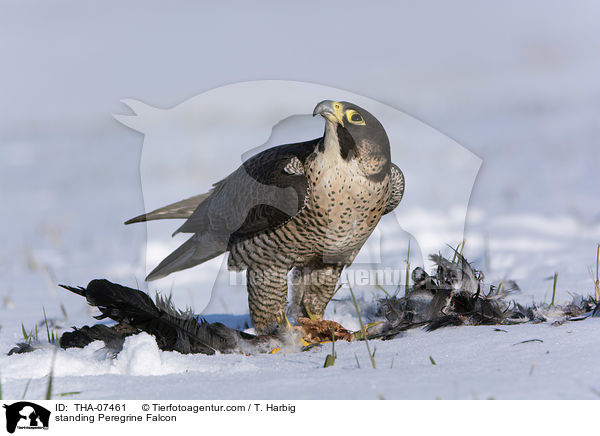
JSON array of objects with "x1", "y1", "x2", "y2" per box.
[{"x1": 1, "y1": 1, "x2": 599, "y2": 399}]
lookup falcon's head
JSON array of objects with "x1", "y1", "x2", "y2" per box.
[{"x1": 313, "y1": 100, "x2": 391, "y2": 177}]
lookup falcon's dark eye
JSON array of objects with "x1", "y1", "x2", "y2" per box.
[{"x1": 346, "y1": 109, "x2": 366, "y2": 125}]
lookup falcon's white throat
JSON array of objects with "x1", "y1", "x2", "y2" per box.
[{"x1": 321, "y1": 120, "x2": 344, "y2": 162}]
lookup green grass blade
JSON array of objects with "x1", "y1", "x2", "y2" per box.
[
  {"x1": 43, "y1": 307, "x2": 52, "y2": 343},
  {"x1": 595, "y1": 243, "x2": 599, "y2": 302},
  {"x1": 323, "y1": 354, "x2": 336, "y2": 368},
  {"x1": 60, "y1": 303, "x2": 68, "y2": 320},
  {"x1": 405, "y1": 240, "x2": 411, "y2": 297},
  {"x1": 21, "y1": 323, "x2": 29, "y2": 342},
  {"x1": 348, "y1": 284, "x2": 376, "y2": 369},
  {"x1": 550, "y1": 272, "x2": 558, "y2": 307},
  {"x1": 21, "y1": 378, "x2": 32, "y2": 399},
  {"x1": 58, "y1": 391, "x2": 82, "y2": 397},
  {"x1": 323, "y1": 321, "x2": 337, "y2": 368},
  {"x1": 45, "y1": 349, "x2": 57, "y2": 400}
]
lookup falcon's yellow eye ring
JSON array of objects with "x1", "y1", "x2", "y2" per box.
[{"x1": 346, "y1": 109, "x2": 366, "y2": 126}]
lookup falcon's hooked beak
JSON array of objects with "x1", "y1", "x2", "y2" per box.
[{"x1": 313, "y1": 100, "x2": 345, "y2": 127}]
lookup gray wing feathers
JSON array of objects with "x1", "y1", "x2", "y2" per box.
[
  {"x1": 174, "y1": 160, "x2": 302, "y2": 236},
  {"x1": 134, "y1": 140, "x2": 315, "y2": 282},
  {"x1": 384, "y1": 163, "x2": 405, "y2": 214},
  {"x1": 145, "y1": 162, "x2": 301, "y2": 280},
  {"x1": 145, "y1": 233, "x2": 228, "y2": 281},
  {"x1": 125, "y1": 193, "x2": 211, "y2": 225}
]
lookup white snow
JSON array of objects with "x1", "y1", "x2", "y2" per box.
[
  {"x1": 1, "y1": 1, "x2": 599, "y2": 400},
  {"x1": 3, "y1": 322, "x2": 600, "y2": 400}
]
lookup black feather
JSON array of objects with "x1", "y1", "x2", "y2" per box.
[
  {"x1": 60, "y1": 279, "x2": 247, "y2": 355},
  {"x1": 7, "y1": 343, "x2": 36, "y2": 356},
  {"x1": 370, "y1": 251, "x2": 600, "y2": 340},
  {"x1": 59, "y1": 324, "x2": 130, "y2": 352}
]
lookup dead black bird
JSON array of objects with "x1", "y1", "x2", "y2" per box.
[
  {"x1": 57, "y1": 279, "x2": 295, "y2": 355},
  {"x1": 370, "y1": 251, "x2": 600, "y2": 340},
  {"x1": 371, "y1": 253, "x2": 525, "y2": 339}
]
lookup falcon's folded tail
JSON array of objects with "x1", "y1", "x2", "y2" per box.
[{"x1": 124, "y1": 193, "x2": 210, "y2": 224}]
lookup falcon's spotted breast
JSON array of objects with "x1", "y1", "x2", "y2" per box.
[{"x1": 126, "y1": 100, "x2": 405, "y2": 333}]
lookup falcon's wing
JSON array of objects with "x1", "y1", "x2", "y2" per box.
[
  {"x1": 384, "y1": 163, "x2": 405, "y2": 214},
  {"x1": 144, "y1": 138, "x2": 318, "y2": 281},
  {"x1": 174, "y1": 138, "x2": 317, "y2": 240}
]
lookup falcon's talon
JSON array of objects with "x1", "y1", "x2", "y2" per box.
[
  {"x1": 352, "y1": 321, "x2": 383, "y2": 340},
  {"x1": 303, "y1": 305, "x2": 321, "y2": 321},
  {"x1": 301, "y1": 343, "x2": 323, "y2": 352},
  {"x1": 277, "y1": 311, "x2": 294, "y2": 330}
]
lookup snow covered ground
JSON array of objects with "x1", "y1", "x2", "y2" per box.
[
  {"x1": 4, "y1": 321, "x2": 600, "y2": 400},
  {"x1": 1, "y1": 1, "x2": 599, "y2": 400}
]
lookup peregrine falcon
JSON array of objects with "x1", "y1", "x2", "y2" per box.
[{"x1": 126, "y1": 100, "x2": 405, "y2": 333}]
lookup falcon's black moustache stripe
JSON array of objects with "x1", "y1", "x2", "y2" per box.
[{"x1": 336, "y1": 124, "x2": 356, "y2": 160}]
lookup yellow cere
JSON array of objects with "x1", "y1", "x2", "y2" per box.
[{"x1": 333, "y1": 101, "x2": 345, "y2": 127}]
